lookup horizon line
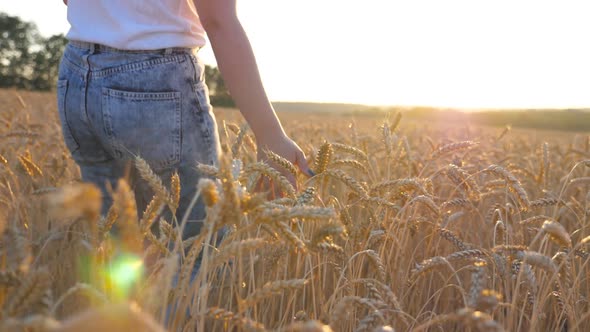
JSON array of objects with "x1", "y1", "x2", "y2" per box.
[{"x1": 270, "y1": 100, "x2": 590, "y2": 111}]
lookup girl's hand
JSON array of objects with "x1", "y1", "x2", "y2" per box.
[{"x1": 256, "y1": 133, "x2": 312, "y2": 194}]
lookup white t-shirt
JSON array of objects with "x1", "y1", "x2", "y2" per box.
[{"x1": 66, "y1": 0, "x2": 207, "y2": 50}]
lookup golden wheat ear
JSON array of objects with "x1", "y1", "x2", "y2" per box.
[
  {"x1": 314, "y1": 141, "x2": 333, "y2": 174},
  {"x1": 134, "y1": 156, "x2": 172, "y2": 207},
  {"x1": 3, "y1": 268, "x2": 51, "y2": 318},
  {"x1": 263, "y1": 148, "x2": 298, "y2": 176}
]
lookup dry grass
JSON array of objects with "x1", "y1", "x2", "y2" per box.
[{"x1": 1, "y1": 89, "x2": 590, "y2": 331}]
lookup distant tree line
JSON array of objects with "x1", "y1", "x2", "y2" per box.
[
  {"x1": 204, "y1": 64, "x2": 234, "y2": 107},
  {"x1": 0, "y1": 13, "x2": 66, "y2": 90},
  {"x1": 0, "y1": 12, "x2": 234, "y2": 106}
]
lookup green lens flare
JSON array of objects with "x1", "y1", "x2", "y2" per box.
[{"x1": 106, "y1": 253, "x2": 144, "y2": 298}]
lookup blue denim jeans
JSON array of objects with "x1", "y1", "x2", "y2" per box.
[{"x1": 57, "y1": 41, "x2": 221, "y2": 240}]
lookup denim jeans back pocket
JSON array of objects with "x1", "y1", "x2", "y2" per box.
[
  {"x1": 102, "y1": 88, "x2": 181, "y2": 170},
  {"x1": 57, "y1": 79, "x2": 81, "y2": 153}
]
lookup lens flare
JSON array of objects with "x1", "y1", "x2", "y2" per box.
[{"x1": 105, "y1": 253, "x2": 144, "y2": 299}]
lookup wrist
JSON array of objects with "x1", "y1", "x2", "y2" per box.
[
  {"x1": 254, "y1": 125, "x2": 286, "y2": 146},
  {"x1": 244, "y1": 109, "x2": 286, "y2": 143}
]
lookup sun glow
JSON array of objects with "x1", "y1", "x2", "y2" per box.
[{"x1": 4, "y1": 0, "x2": 590, "y2": 108}]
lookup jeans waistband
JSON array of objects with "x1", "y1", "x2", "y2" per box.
[{"x1": 69, "y1": 40, "x2": 198, "y2": 55}]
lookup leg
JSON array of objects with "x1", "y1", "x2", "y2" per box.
[
  {"x1": 78, "y1": 159, "x2": 128, "y2": 216},
  {"x1": 57, "y1": 44, "x2": 121, "y2": 216}
]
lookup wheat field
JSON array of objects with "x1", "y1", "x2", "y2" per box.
[{"x1": 1, "y1": 89, "x2": 589, "y2": 332}]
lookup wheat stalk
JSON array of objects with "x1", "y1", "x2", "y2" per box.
[
  {"x1": 518, "y1": 251, "x2": 558, "y2": 273},
  {"x1": 312, "y1": 241, "x2": 344, "y2": 256},
  {"x1": 468, "y1": 260, "x2": 487, "y2": 308},
  {"x1": 314, "y1": 141, "x2": 333, "y2": 174},
  {"x1": 410, "y1": 256, "x2": 450, "y2": 282},
  {"x1": 491, "y1": 245, "x2": 528, "y2": 256},
  {"x1": 369, "y1": 178, "x2": 428, "y2": 196},
  {"x1": 320, "y1": 169, "x2": 368, "y2": 198},
  {"x1": 440, "y1": 198, "x2": 471, "y2": 211},
  {"x1": 242, "y1": 279, "x2": 308, "y2": 307},
  {"x1": 3, "y1": 268, "x2": 51, "y2": 317},
  {"x1": 241, "y1": 162, "x2": 296, "y2": 198},
  {"x1": 0, "y1": 270, "x2": 21, "y2": 287},
  {"x1": 112, "y1": 179, "x2": 142, "y2": 253},
  {"x1": 264, "y1": 149, "x2": 298, "y2": 176},
  {"x1": 230, "y1": 123, "x2": 249, "y2": 157},
  {"x1": 173, "y1": 234, "x2": 207, "y2": 301},
  {"x1": 51, "y1": 283, "x2": 108, "y2": 315},
  {"x1": 519, "y1": 215, "x2": 552, "y2": 226},
  {"x1": 446, "y1": 249, "x2": 487, "y2": 263},
  {"x1": 361, "y1": 250, "x2": 386, "y2": 282},
  {"x1": 511, "y1": 260, "x2": 537, "y2": 308},
  {"x1": 430, "y1": 141, "x2": 479, "y2": 160},
  {"x1": 197, "y1": 178, "x2": 219, "y2": 207},
  {"x1": 330, "y1": 159, "x2": 368, "y2": 174},
  {"x1": 256, "y1": 206, "x2": 336, "y2": 223},
  {"x1": 169, "y1": 171, "x2": 180, "y2": 213},
  {"x1": 483, "y1": 164, "x2": 530, "y2": 211},
  {"x1": 331, "y1": 142, "x2": 368, "y2": 161},
  {"x1": 476, "y1": 289, "x2": 502, "y2": 312},
  {"x1": 211, "y1": 238, "x2": 267, "y2": 267},
  {"x1": 196, "y1": 163, "x2": 219, "y2": 177},
  {"x1": 541, "y1": 220, "x2": 571, "y2": 247},
  {"x1": 495, "y1": 220, "x2": 506, "y2": 246},
  {"x1": 407, "y1": 195, "x2": 440, "y2": 217},
  {"x1": 446, "y1": 164, "x2": 481, "y2": 200},
  {"x1": 135, "y1": 156, "x2": 173, "y2": 208},
  {"x1": 17, "y1": 155, "x2": 42, "y2": 178},
  {"x1": 330, "y1": 296, "x2": 382, "y2": 330},
  {"x1": 456, "y1": 308, "x2": 504, "y2": 332},
  {"x1": 139, "y1": 195, "x2": 164, "y2": 234},
  {"x1": 296, "y1": 187, "x2": 316, "y2": 206},
  {"x1": 311, "y1": 224, "x2": 346, "y2": 245},
  {"x1": 530, "y1": 197, "x2": 561, "y2": 208},
  {"x1": 356, "y1": 309, "x2": 387, "y2": 332},
  {"x1": 217, "y1": 158, "x2": 241, "y2": 227},
  {"x1": 205, "y1": 307, "x2": 266, "y2": 332},
  {"x1": 438, "y1": 228, "x2": 469, "y2": 251},
  {"x1": 275, "y1": 221, "x2": 307, "y2": 252}
]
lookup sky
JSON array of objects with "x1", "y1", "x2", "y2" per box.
[{"x1": 3, "y1": 0, "x2": 590, "y2": 109}]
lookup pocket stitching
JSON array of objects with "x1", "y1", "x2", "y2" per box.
[
  {"x1": 95, "y1": 55, "x2": 187, "y2": 78},
  {"x1": 101, "y1": 88, "x2": 181, "y2": 169}
]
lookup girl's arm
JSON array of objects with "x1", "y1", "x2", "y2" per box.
[{"x1": 193, "y1": 0, "x2": 313, "y2": 183}]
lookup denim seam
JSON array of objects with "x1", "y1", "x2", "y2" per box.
[
  {"x1": 101, "y1": 91, "x2": 115, "y2": 156},
  {"x1": 57, "y1": 79, "x2": 81, "y2": 153},
  {"x1": 202, "y1": 113, "x2": 213, "y2": 160},
  {"x1": 190, "y1": 82, "x2": 213, "y2": 159},
  {"x1": 187, "y1": 54, "x2": 200, "y2": 84},
  {"x1": 91, "y1": 55, "x2": 187, "y2": 78},
  {"x1": 62, "y1": 54, "x2": 87, "y2": 76},
  {"x1": 173, "y1": 95, "x2": 182, "y2": 169}
]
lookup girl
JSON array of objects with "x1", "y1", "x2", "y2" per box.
[{"x1": 57, "y1": 0, "x2": 312, "y2": 239}]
